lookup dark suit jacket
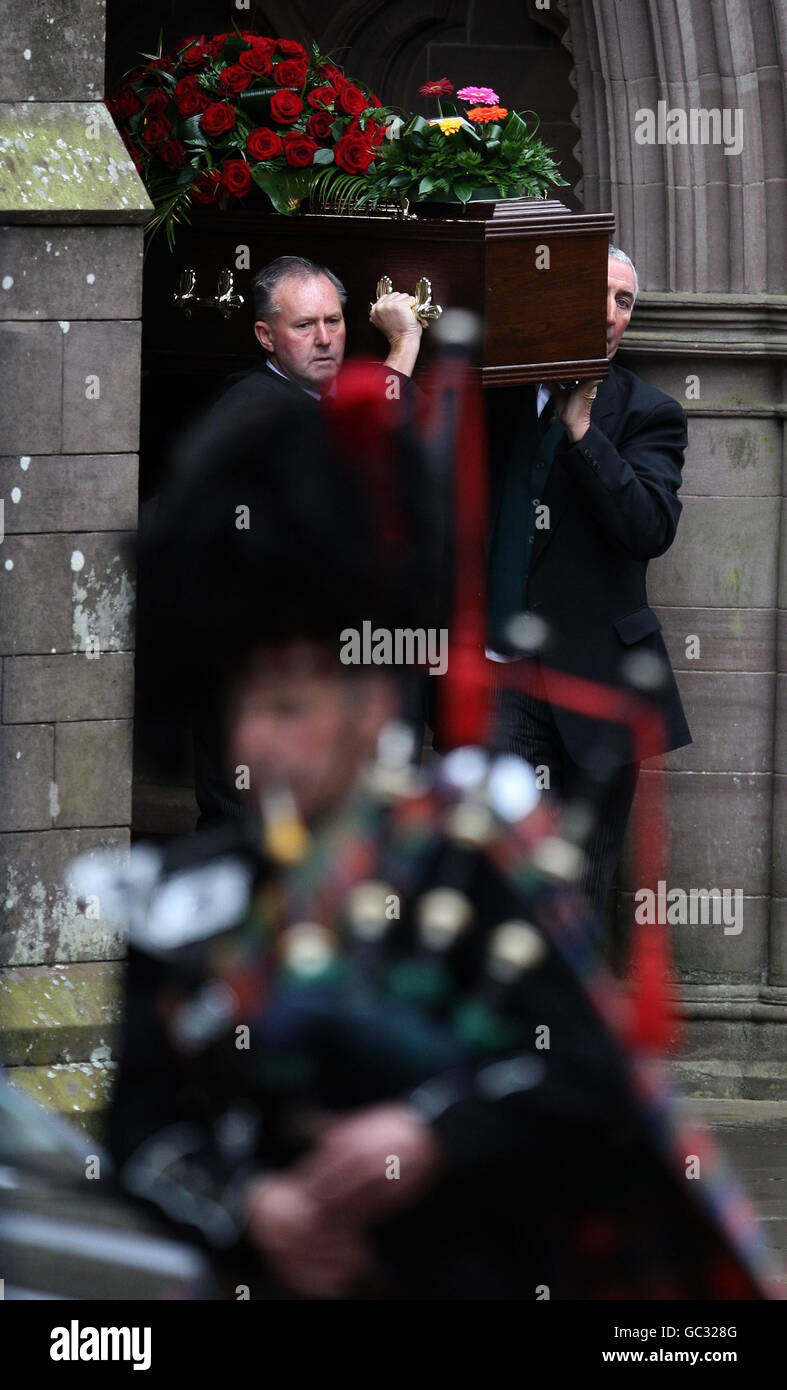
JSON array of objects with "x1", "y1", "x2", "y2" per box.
[
  {"x1": 206, "y1": 357, "x2": 309, "y2": 416},
  {"x1": 487, "y1": 363, "x2": 691, "y2": 768}
]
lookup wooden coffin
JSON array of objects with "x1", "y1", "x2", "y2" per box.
[{"x1": 140, "y1": 197, "x2": 614, "y2": 493}]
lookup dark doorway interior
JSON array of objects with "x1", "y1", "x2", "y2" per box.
[{"x1": 105, "y1": 0, "x2": 581, "y2": 839}]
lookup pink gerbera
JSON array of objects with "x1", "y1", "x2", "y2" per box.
[
  {"x1": 456, "y1": 85, "x2": 500, "y2": 105},
  {"x1": 419, "y1": 78, "x2": 454, "y2": 97}
]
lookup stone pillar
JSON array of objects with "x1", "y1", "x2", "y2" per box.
[
  {"x1": 0, "y1": 0, "x2": 150, "y2": 1125},
  {"x1": 561, "y1": 0, "x2": 787, "y2": 1095}
]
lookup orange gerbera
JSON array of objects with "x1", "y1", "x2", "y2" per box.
[{"x1": 466, "y1": 104, "x2": 508, "y2": 123}]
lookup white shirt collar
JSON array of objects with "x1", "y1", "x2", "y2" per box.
[
  {"x1": 536, "y1": 383, "x2": 552, "y2": 417},
  {"x1": 265, "y1": 359, "x2": 336, "y2": 401}
]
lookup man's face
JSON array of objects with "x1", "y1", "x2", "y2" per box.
[
  {"x1": 606, "y1": 255, "x2": 636, "y2": 359},
  {"x1": 227, "y1": 654, "x2": 393, "y2": 823},
  {"x1": 254, "y1": 274, "x2": 346, "y2": 392}
]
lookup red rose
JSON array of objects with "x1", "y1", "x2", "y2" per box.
[
  {"x1": 157, "y1": 139, "x2": 187, "y2": 169},
  {"x1": 337, "y1": 84, "x2": 367, "y2": 116},
  {"x1": 113, "y1": 85, "x2": 141, "y2": 119},
  {"x1": 191, "y1": 168, "x2": 221, "y2": 204},
  {"x1": 319, "y1": 63, "x2": 346, "y2": 87},
  {"x1": 276, "y1": 39, "x2": 307, "y2": 59},
  {"x1": 307, "y1": 85, "x2": 337, "y2": 109},
  {"x1": 174, "y1": 76, "x2": 208, "y2": 116},
  {"x1": 274, "y1": 59, "x2": 308, "y2": 88},
  {"x1": 246, "y1": 127, "x2": 283, "y2": 160},
  {"x1": 209, "y1": 32, "x2": 233, "y2": 56},
  {"x1": 239, "y1": 46, "x2": 272, "y2": 75},
  {"x1": 220, "y1": 158, "x2": 252, "y2": 198},
  {"x1": 181, "y1": 41, "x2": 211, "y2": 71},
  {"x1": 367, "y1": 93, "x2": 383, "y2": 108},
  {"x1": 199, "y1": 102, "x2": 236, "y2": 137},
  {"x1": 142, "y1": 114, "x2": 172, "y2": 147},
  {"x1": 149, "y1": 56, "x2": 175, "y2": 73},
  {"x1": 269, "y1": 90, "x2": 303, "y2": 123},
  {"x1": 348, "y1": 115, "x2": 386, "y2": 146},
  {"x1": 306, "y1": 110, "x2": 333, "y2": 140},
  {"x1": 283, "y1": 133, "x2": 318, "y2": 168},
  {"x1": 243, "y1": 35, "x2": 277, "y2": 55},
  {"x1": 145, "y1": 90, "x2": 170, "y2": 114},
  {"x1": 221, "y1": 64, "x2": 253, "y2": 94},
  {"x1": 334, "y1": 133, "x2": 374, "y2": 173}
]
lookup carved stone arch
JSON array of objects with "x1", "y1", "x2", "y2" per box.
[{"x1": 559, "y1": 0, "x2": 786, "y2": 291}]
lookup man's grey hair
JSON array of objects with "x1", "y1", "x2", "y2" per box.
[
  {"x1": 608, "y1": 245, "x2": 638, "y2": 301},
  {"x1": 252, "y1": 255, "x2": 347, "y2": 323}
]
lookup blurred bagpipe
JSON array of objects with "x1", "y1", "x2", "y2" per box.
[{"x1": 67, "y1": 314, "x2": 775, "y2": 1298}]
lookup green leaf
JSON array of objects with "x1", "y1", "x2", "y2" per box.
[
  {"x1": 404, "y1": 114, "x2": 431, "y2": 136},
  {"x1": 453, "y1": 178, "x2": 476, "y2": 202},
  {"x1": 222, "y1": 37, "x2": 250, "y2": 59},
  {"x1": 312, "y1": 147, "x2": 334, "y2": 164},
  {"x1": 234, "y1": 87, "x2": 278, "y2": 119},
  {"x1": 502, "y1": 110, "x2": 532, "y2": 142},
  {"x1": 250, "y1": 166, "x2": 316, "y2": 214},
  {"x1": 179, "y1": 115, "x2": 208, "y2": 147},
  {"x1": 236, "y1": 84, "x2": 278, "y2": 102},
  {"x1": 418, "y1": 175, "x2": 435, "y2": 195}
]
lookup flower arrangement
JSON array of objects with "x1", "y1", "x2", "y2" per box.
[
  {"x1": 361, "y1": 79, "x2": 567, "y2": 205},
  {"x1": 107, "y1": 27, "x2": 393, "y2": 246},
  {"x1": 108, "y1": 34, "x2": 566, "y2": 245}
]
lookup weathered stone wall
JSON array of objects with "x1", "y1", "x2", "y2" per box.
[{"x1": 0, "y1": 0, "x2": 150, "y2": 1119}]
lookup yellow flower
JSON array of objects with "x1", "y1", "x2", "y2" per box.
[{"x1": 429, "y1": 116, "x2": 463, "y2": 135}]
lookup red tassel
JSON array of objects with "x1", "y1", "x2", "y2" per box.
[{"x1": 628, "y1": 753, "x2": 679, "y2": 1052}]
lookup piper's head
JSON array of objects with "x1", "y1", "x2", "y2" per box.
[{"x1": 226, "y1": 644, "x2": 394, "y2": 822}]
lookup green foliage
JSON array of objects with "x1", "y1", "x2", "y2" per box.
[
  {"x1": 250, "y1": 166, "x2": 316, "y2": 215},
  {"x1": 364, "y1": 108, "x2": 566, "y2": 206},
  {"x1": 143, "y1": 178, "x2": 194, "y2": 257}
]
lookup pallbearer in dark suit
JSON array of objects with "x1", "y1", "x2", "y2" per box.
[
  {"x1": 184, "y1": 254, "x2": 424, "y2": 828},
  {"x1": 486, "y1": 248, "x2": 691, "y2": 920}
]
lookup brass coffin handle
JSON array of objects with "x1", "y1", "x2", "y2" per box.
[
  {"x1": 173, "y1": 267, "x2": 244, "y2": 317},
  {"x1": 369, "y1": 274, "x2": 443, "y2": 327},
  {"x1": 213, "y1": 268, "x2": 244, "y2": 318},
  {"x1": 173, "y1": 266, "x2": 199, "y2": 316}
]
